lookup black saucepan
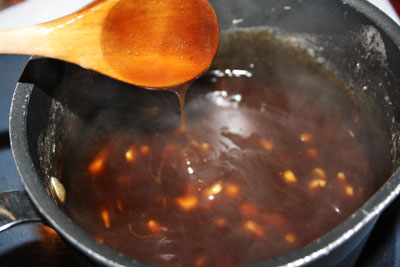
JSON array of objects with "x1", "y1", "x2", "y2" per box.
[{"x1": 1, "y1": 0, "x2": 400, "y2": 266}]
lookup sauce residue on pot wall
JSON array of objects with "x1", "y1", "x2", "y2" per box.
[{"x1": 59, "y1": 28, "x2": 381, "y2": 266}]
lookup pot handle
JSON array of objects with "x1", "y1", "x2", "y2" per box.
[{"x1": 0, "y1": 190, "x2": 43, "y2": 232}]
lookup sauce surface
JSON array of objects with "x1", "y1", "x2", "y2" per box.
[{"x1": 60, "y1": 29, "x2": 379, "y2": 266}]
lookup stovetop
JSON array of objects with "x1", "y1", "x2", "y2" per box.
[{"x1": 0, "y1": 1, "x2": 399, "y2": 266}]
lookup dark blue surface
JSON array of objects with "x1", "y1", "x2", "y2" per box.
[
  {"x1": 356, "y1": 196, "x2": 400, "y2": 267},
  {"x1": 0, "y1": 55, "x2": 29, "y2": 191}
]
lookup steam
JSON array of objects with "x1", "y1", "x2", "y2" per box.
[{"x1": 39, "y1": 25, "x2": 391, "y2": 266}]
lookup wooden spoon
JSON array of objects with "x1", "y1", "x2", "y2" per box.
[{"x1": 0, "y1": 0, "x2": 219, "y2": 89}]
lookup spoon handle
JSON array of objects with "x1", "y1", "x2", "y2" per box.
[
  {"x1": 0, "y1": 0, "x2": 109, "y2": 68},
  {"x1": 0, "y1": 26, "x2": 53, "y2": 56},
  {"x1": 0, "y1": 14, "x2": 105, "y2": 72}
]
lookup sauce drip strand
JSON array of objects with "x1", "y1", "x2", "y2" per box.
[
  {"x1": 170, "y1": 83, "x2": 191, "y2": 133},
  {"x1": 59, "y1": 29, "x2": 381, "y2": 266}
]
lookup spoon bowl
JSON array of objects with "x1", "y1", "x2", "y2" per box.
[{"x1": 0, "y1": 0, "x2": 219, "y2": 89}]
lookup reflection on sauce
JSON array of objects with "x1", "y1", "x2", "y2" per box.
[{"x1": 60, "y1": 29, "x2": 382, "y2": 266}]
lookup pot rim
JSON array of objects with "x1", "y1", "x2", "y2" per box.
[{"x1": 9, "y1": 0, "x2": 400, "y2": 266}]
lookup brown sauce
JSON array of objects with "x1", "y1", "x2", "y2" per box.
[
  {"x1": 60, "y1": 29, "x2": 380, "y2": 266},
  {"x1": 170, "y1": 83, "x2": 191, "y2": 133}
]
